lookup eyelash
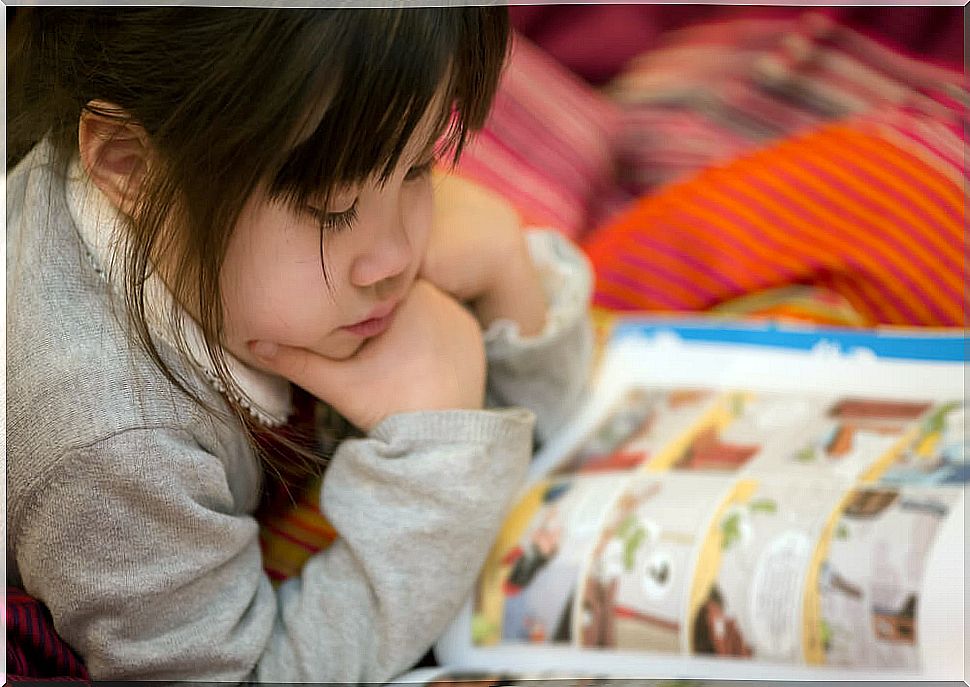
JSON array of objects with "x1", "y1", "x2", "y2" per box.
[
  {"x1": 310, "y1": 202, "x2": 359, "y2": 233},
  {"x1": 306, "y1": 159, "x2": 432, "y2": 231}
]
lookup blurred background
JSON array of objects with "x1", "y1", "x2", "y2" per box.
[
  {"x1": 451, "y1": 4, "x2": 966, "y2": 330},
  {"x1": 509, "y1": 5, "x2": 962, "y2": 85}
]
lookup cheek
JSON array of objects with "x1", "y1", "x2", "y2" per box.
[
  {"x1": 219, "y1": 201, "x2": 343, "y2": 352},
  {"x1": 225, "y1": 264, "x2": 334, "y2": 342}
]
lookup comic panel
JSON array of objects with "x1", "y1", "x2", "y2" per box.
[
  {"x1": 575, "y1": 472, "x2": 731, "y2": 654},
  {"x1": 649, "y1": 393, "x2": 831, "y2": 475},
  {"x1": 803, "y1": 486, "x2": 960, "y2": 671},
  {"x1": 748, "y1": 396, "x2": 941, "y2": 484},
  {"x1": 877, "y1": 401, "x2": 968, "y2": 487},
  {"x1": 473, "y1": 473, "x2": 631, "y2": 646},
  {"x1": 552, "y1": 387, "x2": 717, "y2": 476},
  {"x1": 686, "y1": 477, "x2": 846, "y2": 664}
]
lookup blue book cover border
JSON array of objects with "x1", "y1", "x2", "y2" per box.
[{"x1": 611, "y1": 318, "x2": 968, "y2": 363}]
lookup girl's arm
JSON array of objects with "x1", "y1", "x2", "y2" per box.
[
  {"x1": 260, "y1": 409, "x2": 533, "y2": 680},
  {"x1": 12, "y1": 411, "x2": 533, "y2": 681},
  {"x1": 425, "y1": 173, "x2": 595, "y2": 443},
  {"x1": 482, "y1": 228, "x2": 595, "y2": 444}
]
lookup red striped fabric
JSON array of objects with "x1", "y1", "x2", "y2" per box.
[
  {"x1": 454, "y1": 33, "x2": 621, "y2": 238},
  {"x1": 6, "y1": 586, "x2": 90, "y2": 680}
]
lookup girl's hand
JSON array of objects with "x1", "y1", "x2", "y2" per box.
[
  {"x1": 250, "y1": 280, "x2": 486, "y2": 431},
  {"x1": 423, "y1": 172, "x2": 547, "y2": 337}
]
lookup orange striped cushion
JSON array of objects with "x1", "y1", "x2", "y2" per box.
[
  {"x1": 583, "y1": 112, "x2": 966, "y2": 327},
  {"x1": 257, "y1": 476, "x2": 335, "y2": 586}
]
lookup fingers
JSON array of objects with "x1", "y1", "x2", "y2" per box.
[{"x1": 246, "y1": 280, "x2": 486, "y2": 431}]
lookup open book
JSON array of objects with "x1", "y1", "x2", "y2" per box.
[{"x1": 399, "y1": 316, "x2": 966, "y2": 684}]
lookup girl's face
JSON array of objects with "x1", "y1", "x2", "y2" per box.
[{"x1": 219, "y1": 120, "x2": 438, "y2": 369}]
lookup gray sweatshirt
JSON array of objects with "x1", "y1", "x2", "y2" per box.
[{"x1": 6, "y1": 142, "x2": 594, "y2": 682}]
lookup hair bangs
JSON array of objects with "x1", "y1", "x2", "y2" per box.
[{"x1": 268, "y1": 7, "x2": 508, "y2": 212}]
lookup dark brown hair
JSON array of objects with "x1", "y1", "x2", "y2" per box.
[{"x1": 8, "y1": 7, "x2": 510, "y2": 485}]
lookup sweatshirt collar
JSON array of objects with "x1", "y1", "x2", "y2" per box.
[{"x1": 64, "y1": 158, "x2": 293, "y2": 427}]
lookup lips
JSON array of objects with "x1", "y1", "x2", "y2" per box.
[{"x1": 341, "y1": 301, "x2": 399, "y2": 338}]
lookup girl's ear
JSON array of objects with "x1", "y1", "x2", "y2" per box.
[{"x1": 78, "y1": 100, "x2": 153, "y2": 215}]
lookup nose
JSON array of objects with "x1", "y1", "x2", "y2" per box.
[{"x1": 349, "y1": 195, "x2": 413, "y2": 290}]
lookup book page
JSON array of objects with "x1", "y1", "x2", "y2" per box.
[{"x1": 437, "y1": 320, "x2": 965, "y2": 681}]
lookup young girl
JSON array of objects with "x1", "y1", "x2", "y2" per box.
[{"x1": 6, "y1": 7, "x2": 593, "y2": 682}]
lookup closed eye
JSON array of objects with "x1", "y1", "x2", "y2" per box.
[{"x1": 307, "y1": 200, "x2": 359, "y2": 233}]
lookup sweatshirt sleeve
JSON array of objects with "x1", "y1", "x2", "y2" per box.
[
  {"x1": 483, "y1": 228, "x2": 595, "y2": 444},
  {"x1": 13, "y1": 408, "x2": 534, "y2": 682}
]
